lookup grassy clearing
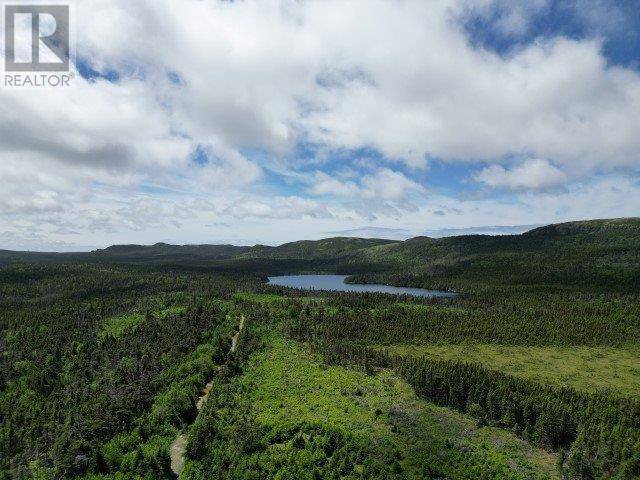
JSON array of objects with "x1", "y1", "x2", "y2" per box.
[
  {"x1": 97, "y1": 292, "x2": 196, "y2": 340},
  {"x1": 98, "y1": 312, "x2": 145, "y2": 339},
  {"x1": 393, "y1": 302, "x2": 470, "y2": 315},
  {"x1": 155, "y1": 305, "x2": 188, "y2": 319},
  {"x1": 234, "y1": 292, "x2": 323, "y2": 304},
  {"x1": 375, "y1": 343, "x2": 640, "y2": 397},
  {"x1": 234, "y1": 292, "x2": 291, "y2": 304},
  {"x1": 241, "y1": 335, "x2": 559, "y2": 479},
  {"x1": 99, "y1": 304, "x2": 191, "y2": 340}
]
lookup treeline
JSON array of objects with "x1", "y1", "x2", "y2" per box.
[
  {"x1": 288, "y1": 297, "x2": 640, "y2": 479},
  {"x1": 0, "y1": 263, "x2": 255, "y2": 478},
  {"x1": 286, "y1": 291, "x2": 640, "y2": 347},
  {"x1": 314, "y1": 342, "x2": 640, "y2": 479},
  {"x1": 180, "y1": 317, "x2": 410, "y2": 480},
  {"x1": 183, "y1": 378, "x2": 407, "y2": 480},
  {"x1": 348, "y1": 219, "x2": 640, "y2": 292},
  {"x1": 79, "y1": 307, "x2": 251, "y2": 479},
  {"x1": 2, "y1": 220, "x2": 640, "y2": 479}
]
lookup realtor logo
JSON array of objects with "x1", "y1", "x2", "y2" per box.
[
  {"x1": 2, "y1": 3, "x2": 74, "y2": 87},
  {"x1": 4, "y1": 4, "x2": 69, "y2": 71}
]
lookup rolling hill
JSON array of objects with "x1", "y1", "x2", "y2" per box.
[
  {"x1": 2, "y1": 218, "x2": 639, "y2": 479},
  {"x1": 1, "y1": 219, "x2": 638, "y2": 290},
  {"x1": 347, "y1": 218, "x2": 640, "y2": 290}
]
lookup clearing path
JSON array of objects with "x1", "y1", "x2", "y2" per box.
[
  {"x1": 241, "y1": 335, "x2": 559, "y2": 479},
  {"x1": 169, "y1": 434, "x2": 187, "y2": 476},
  {"x1": 231, "y1": 314, "x2": 245, "y2": 353},
  {"x1": 170, "y1": 315, "x2": 245, "y2": 478}
]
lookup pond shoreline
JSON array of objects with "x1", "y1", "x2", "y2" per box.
[{"x1": 267, "y1": 274, "x2": 456, "y2": 298}]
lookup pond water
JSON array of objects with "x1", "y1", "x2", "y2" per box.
[{"x1": 267, "y1": 274, "x2": 455, "y2": 298}]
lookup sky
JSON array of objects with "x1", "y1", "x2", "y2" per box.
[{"x1": 1, "y1": 0, "x2": 639, "y2": 251}]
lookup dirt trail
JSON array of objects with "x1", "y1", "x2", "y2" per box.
[
  {"x1": 169, "y1": 434, "x2": 187, "y2": 476},
  {"x1": 169, "y1": 315, "x2": 245, "y2": 478},
  {"x1": 231, "y1": 315, "x2": 245, "y2": 353}
]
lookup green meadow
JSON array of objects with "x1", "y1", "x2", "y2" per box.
[
  {"x1": 373, "y1": 343, "x2": 640, "y2": 397},
  {"x1": 239, "y1": 334, "x2": 559, "y2": 479}
]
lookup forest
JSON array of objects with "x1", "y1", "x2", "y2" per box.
[{"x1": 1, "y1": 218, "x2": 639, "y2": 479}]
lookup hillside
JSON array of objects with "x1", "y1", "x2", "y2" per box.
[
  {"x1": 350, "y1": 218, "x2": 640, "y2": 290},
  {"x1": 2, "y1": 219, "x2": 640, "y2": 479},
  {"x1": 74, "y1": 218, "x2": 640, "y2": 269},
  {"x1": 89, "y1": 237, "x2": 397, "y2": 264},
  {"x1": 0, "y1": 237, "x2": 399, "y2": 265},
  {"x1": 356, "y1": 218, "x2": 640, "y2": 261},
  {"x1": 0, "y1": 249, "x2": 83, "y2": 265},
  {"x1": 92, "y1": 243, "x2": 253, "y2": 262},
  {"x1": 240, "y1": 237, "x2": 398, "y2": 260},
  {"x1": 1, "y1": 219, "x2": 639, "y2": 290}
]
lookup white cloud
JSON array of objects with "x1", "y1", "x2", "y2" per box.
[
  {"x1": 361, "y1": 168, "x2": 426, "y2": 200},
  {"x1": 68, "y1": 0, "x2": 640, "y2": 174},
  {"x1": 325, "y1": 226, "x2": 411, "y2": 240},
  {"x1": 222, "y1": 196, "x2": 334, "y2": 220},
  {"x1": 192, "y1": 145, "x2": 263, "y2": 189},
  {"x1": 1, "y1": 0, "x2": 639, "y2": 249},
  {"x1": 474, "y1": 158, "x2": 567, "y2": 190},
  {"x1": 309, "y1": 172, "x2": 360, "y2": 197},
  {"x1": 309, "y1": 168, "x2": 425, "y2": 201}
]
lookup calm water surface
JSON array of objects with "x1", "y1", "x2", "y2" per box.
[{"x1": 267, "y1": 274, "x2": 455, "y2": 298}]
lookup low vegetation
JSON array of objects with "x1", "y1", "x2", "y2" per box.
[
  {"x1": 178, "y1": 310, "x2": 558, "y2": 479},
  {"x1": 1, "y1": 218, "x2": 639, "y2": 479},
  {"x1": 373, "y1": 343, "x2": 640, "y2": 397}
]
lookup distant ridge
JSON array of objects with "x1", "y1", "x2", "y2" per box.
[
  {"x1": 523, "y1": 217, "x2": 640, "y2": 236},
  {"x1": 1, "y1": 219, "x2": 638, "y2": 277},
  {"x1": 95, "y1": 243, "x2": 252, "y2": 259},
  {"x1": 91, "y1": 237, "x2": 398, "y2": 262}
]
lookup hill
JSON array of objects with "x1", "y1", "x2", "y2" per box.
[
  {"x1": 1, "y1": 219, "x2": 638, "y2": 290},
  {"x1": 92, "y1": 243, "x2": 253, "y2": 262},
  {"x1": 240, "y1": 237, "x2": 398, "y2": 260},
  {"x1": 2, "y1": 219, "x2": 639, "y2": 479},
  {"x1": 0, "y1": 238, "x2": 399, "y2": 265},
  {"x1": 349, "y1": 218, "x2": 640, "y2": 290},
  {"x1": 88, "y1": 237, "x2": 397, "y2": 263}
]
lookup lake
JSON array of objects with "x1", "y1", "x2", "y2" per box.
[{"x1": 267, "y1": 274, "x2": 455, "y2": 298}]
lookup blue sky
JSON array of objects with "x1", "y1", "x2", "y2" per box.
[
  {"x1": 463, "y1": 0, "x2": 640, "y2": 69},
  {"x1": 1, "y1": 0, "x2": 639, "y2": 250}
]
